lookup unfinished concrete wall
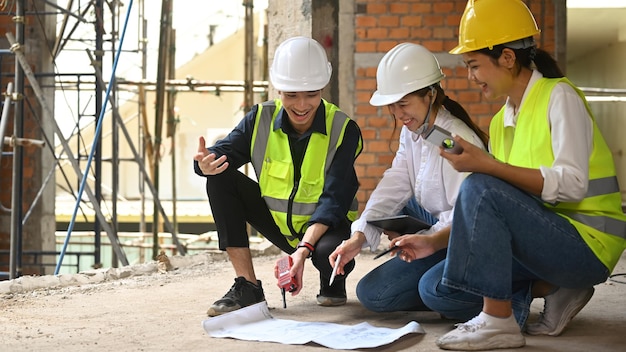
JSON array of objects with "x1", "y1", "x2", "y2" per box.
[{"x1": 267, "y1": 0, "x2": 339, "y2": 104}]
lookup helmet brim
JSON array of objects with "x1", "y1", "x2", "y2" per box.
[
  {"x1": 369, "y1": 90, "x2": 406, "y2": 107},
  {"x1": 449, "y1": 44, "x2": 469, "y2": 55}
]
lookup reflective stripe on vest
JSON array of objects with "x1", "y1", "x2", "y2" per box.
[
  {"x1": 250, "y1": 99, "x2": 358, "y2": 243},
  {"x1": 553, "y1": 175, "x2": 626, "y2": 239},
  {"x1": 564, "y1": 211, "x2": 626, "y2": 239},
  {"x1": 587, "y1": 176, "x2": 620, "y2": 198}
]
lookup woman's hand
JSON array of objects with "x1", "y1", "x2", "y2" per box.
[
  {"x1": 329, "y1": 236, "x2": 362, "y2": 276},
  {"x1": 390, "y1": 233, "x2": 438, "y2": 262},
  {"x1": 441, "y1": 134, "x2": 545, "y2": 195},
  {"x1": 439, "y1": 134, "x2": 497, "y2": 174},
  {"x1": 382, "y1": 230, "x2": 402, "y2": 241}
]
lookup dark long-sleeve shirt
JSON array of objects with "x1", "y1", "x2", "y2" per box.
[{"x1": 194, "y1": 100, "x2": 362, "y2": 229}]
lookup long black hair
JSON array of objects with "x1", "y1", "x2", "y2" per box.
[
  {"x1": 477, "y1": 37, "x2": 564, "y2": 79},
  {"x1": 389, "y1": 83, "x2": 489, "y2": 149}
]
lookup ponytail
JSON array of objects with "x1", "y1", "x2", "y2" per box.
[
  {"x1": 532, "y1": 48, "x2": 564, "y2": 78},
  {"x1": 440, "y1": 92, "x2": 489, "y2": 149}
]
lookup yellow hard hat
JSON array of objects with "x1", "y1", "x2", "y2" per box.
[{"x1": 450, "y1": 0, "x2": 541, "y2": 54}]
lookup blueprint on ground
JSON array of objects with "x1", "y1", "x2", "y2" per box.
[{"x1": 202, "y1": 301, "x2": 425, "y2": 349}]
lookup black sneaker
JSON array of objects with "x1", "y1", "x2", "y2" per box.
[
  {"x1": 316, "y1": 274, "x2": 347, "y2": 306},
  {"x1": 207, "y1": 276, "x2": 265, "y2": 317}
]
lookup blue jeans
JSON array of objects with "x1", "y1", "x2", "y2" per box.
[
  {"x1": 429, "y1": 173, "x2": 609, "y2": 327},
  {"x1": 356, "y1": 198, "x2": 447, "y2": 312}
]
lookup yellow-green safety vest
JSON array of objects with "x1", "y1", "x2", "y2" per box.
[
  {"x1": 250, "y1": 99, "x2": 362, "y2": 247},
  {"x1": 490, "y1": 77, "x2": 626, "y2": 271}
]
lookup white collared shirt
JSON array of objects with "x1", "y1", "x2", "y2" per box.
[{"x1": 352, "y1": 109, "x2": 486, "y2": 251}]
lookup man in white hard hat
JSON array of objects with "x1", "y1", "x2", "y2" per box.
[{"x1": 194, "y1": 36, "x2": 363, "y2": 316}]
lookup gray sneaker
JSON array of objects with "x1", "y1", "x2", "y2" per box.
[
  {"x1": 316, "y1": 295, "x2": 347, "y2": 306},
  {"x1": 526, "y1": 287, "x2": 594, "y2": 336},
  {"x1": 316, "y1": 274, "x2": 347, "y2": 307},
  {"x1": 207, "y1": 276, "x2": 265, "y2": 317}
]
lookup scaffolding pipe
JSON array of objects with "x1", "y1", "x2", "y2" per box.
[
  {"x1": 10, "y1": 0, "x2": 26, "y2": 280},
  {"x1": 0, "y1": 83, "x2": 14, "y2": 213},
  {"x1": 94, "y1": 0, "x2": 105, "y2": 268},
  {"x1": 106, "y1": 0, "x2": 122, "y2": 268},
  {"x1": 4, "y1": 5, "x2": 135, "y2": 272},
  {"x1": 243, "y1": 0, "x2": 254, "y2": 112},
  {"x1": 48, "y1": 0, "x2": 137, "y2": 272},
  {"x1": 3, "y1": 1, "x2": 269, "y2": 278},
  {"x1": 52, "y1": 2, "x2": 94, "y2": 59},
  {"x1": 138, "y1": 0, "x2": 148, "y2": 239},
  {"x1": 579, "y1": 87, "x2": 626, "y2": 94},
  {"x1": 87, "y1": 49, "x2": 186, "y2": 255},
  {"x1": 3, "y1": 136, "x2": 45, "y2": 148},
  {"x1": 55, "y1": 78, "x2": 269, "y2": 91},
  {"x1": 1, "y1": 47, "x2": 131, "y2": 272},
  {"x1": 167, "y1": 28, "x2": 178, "y2": 239},
  {"x1": 152, "y1": 0, "x2": 173, "y2": 260}
]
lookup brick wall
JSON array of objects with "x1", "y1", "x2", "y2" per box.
[{"x1": 352, "y1": 0, "x2": 558, "y2": 209}]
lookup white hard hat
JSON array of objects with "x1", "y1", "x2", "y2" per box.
[
  {"x1": 269, "y1": 36, "x2": 332, "y2": 92},
  {"x1": 370, "y1": 43, "x2": 445, "y2": 106}
]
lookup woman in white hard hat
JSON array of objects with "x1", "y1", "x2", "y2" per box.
[
  {"x1": 424, "y1": 0, "x2": 626, "y2": 350},
  {"x1": 194, "y1": 36, "x2": 363, "y2": 315},
  {"x1": 329, "y1": 42, "x2": 488, "y2": 314}
]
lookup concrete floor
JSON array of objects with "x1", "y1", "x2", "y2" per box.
[
  {"x1": 2, "y1": 236, "x2": 623, "y2": 351},
  {"x1": 208, "y1": 241, "x2": 626, "y2": 352}
]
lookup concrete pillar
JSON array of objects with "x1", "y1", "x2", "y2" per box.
[{"x1": 267, "y1": 0, "x2": 339, "y2": 103}]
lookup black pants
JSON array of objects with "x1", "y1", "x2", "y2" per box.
[{"x1": 205, "y1": 167, "x2": 355, "y2": 290}]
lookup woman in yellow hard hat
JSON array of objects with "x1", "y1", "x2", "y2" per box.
[{"x1": 391, "y1": 0, "x2": 626, "y2": 350}]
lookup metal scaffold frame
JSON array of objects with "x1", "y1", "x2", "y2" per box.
[{"x1": 0, "y1": 0, "x2": 267, "y2": 279}]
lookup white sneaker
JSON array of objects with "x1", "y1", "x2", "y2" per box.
[
  {"x1": 526, "y1": 287, "x2": 594, "y2": 336},
  {"x1": 436, "y1": 312, "x2": 525, "y2": 351}
]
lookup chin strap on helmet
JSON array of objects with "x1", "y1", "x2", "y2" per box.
[{"x1": 415, "y1": 86, "x2": 437, "y2": 136}]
